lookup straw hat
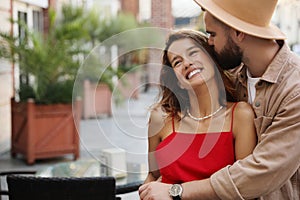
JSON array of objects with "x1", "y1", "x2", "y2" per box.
[{"x1": 193, "y1": 0, "x2": 286, "y2": 40}]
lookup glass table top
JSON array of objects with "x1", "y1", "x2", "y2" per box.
[{"x1": 36, "y1": 159, "x2": 147, "y2": 194}]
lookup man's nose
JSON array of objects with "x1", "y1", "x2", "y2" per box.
[{"x1": 207, "y1": 37, "x2": 214, "y2": 46}]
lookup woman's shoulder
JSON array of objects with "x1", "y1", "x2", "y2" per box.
[
  {"x1": 231, "y1": 101, "x2": 255, "y2": 120},
  {"x1": 149, "y1": 104, "x2": 170, "y2": 126},
  {"x1": 148, "y1": 104, "x2": 173, "y2": 138},
  {"x1": 229, "y1": 102, "x2": 256, "y2": 141}
]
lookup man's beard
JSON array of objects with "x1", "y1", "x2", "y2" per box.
[{"x1": 214, "y1": 37, "x2": 243, "y2": 70}]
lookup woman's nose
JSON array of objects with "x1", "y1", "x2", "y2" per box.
[{"x1": 183, "y1": 59, "x2": 193, "y2": 69}]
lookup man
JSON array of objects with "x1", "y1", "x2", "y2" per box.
[{"x1": 139, "y1": 0, "x2": 300, "y2": 199}]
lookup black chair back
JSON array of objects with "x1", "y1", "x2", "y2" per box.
[{"x1": 7, "y1": 175, "x2": 116, "y2": 200}]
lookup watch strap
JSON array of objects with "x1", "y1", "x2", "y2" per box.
[{"x1": 172, "y1": 196, "x2": 181, "y2": 200}]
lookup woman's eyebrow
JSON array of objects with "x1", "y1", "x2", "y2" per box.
[
  {"x1": 169, "y1": 45, "x2": 199, "y2": 64},
  {"x1": 187, "y1": 46, "x2": 199, "y2": 51},
  {"x1": 170, "y1": 55, "x2": 179, "y2": 65}
]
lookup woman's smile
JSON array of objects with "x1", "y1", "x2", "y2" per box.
[{"x1": 186, "y1": 68, "x2": 203, "y2": 79}]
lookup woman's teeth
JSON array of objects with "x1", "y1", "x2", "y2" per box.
[{"x1": 187, "y1": 69, "x2": 202, "y2": 79}]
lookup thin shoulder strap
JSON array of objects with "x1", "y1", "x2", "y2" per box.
[
  {"x1": 230, "y1": 103, "x2": 239, "y2": 132},
  {"x1": 172, "y1": 115, "x2": 175, "y2": 132}
]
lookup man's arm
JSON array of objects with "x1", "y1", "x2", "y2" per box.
[
  {"x1": 139, "y1": 179, "x2": 219, "y2": 200},
  {"x1": 181, "y1": 179, "x2": 220, "y2": 200},
  {"x1": 211, "y1": 92, "x2": 300, "y2": 199}
]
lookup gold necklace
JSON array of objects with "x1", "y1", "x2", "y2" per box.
[{"x1": 187, "y1": 106, "x2": 224, "y2": 121}]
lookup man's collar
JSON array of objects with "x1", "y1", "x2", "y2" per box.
[
  {"x1": 260, "y1": 40, "x2": 289, "y2": 83},
  {"x1": 239, "y1": 41, "x2": 289, "y2": 84}
]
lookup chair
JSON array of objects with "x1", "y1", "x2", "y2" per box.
[
  {"x1": 0, "y1": 170, "x2": 37, "y2": 200},
  {"x1": 4, "y1": 175, "x2": 117, "y2": 200}
]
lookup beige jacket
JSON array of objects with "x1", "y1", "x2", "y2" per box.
[{"x1": 211, "y1": 42, "x2": 300, "y2": 199}]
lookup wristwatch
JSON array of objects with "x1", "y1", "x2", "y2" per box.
[{"x1": 169, "y1": 184, "x2": 183, "y2": 200}]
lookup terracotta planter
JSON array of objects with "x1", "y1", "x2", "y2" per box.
[
  {"x1": 11, "y1": 98, "x2": 81, "y2": 165},
  {"x1": 117, "y1": 71, "x2": 140, "y2": 99},
  {"x1": 83, "y1": 80, "x2": 112, "y2": 119}
]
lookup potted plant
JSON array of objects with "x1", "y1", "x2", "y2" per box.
[
  {"x1": 116, "y1": 49, "x2": 149, "y2": 100},
  {"x1": 0, "y1": 6, "x2": 87, "y2": 164},
  {"x1": 82, "y1": 58, "x2": 116, "y2": 119},
  {"x1": 80, "y1": 12, "x2": 143, "y2": 119}
]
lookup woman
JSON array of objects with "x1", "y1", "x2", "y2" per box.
[{"x1": 142, "y1": 30, "x2": 257, "y2": 185}]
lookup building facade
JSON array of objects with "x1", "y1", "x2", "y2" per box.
[
  {"x1": 274, "y1": 0, "x2": 300, "y2": 49},
  {"x1": 0, "y1": 0, "x2": 49, "y2": 153},
  {"x1": 0, "y1": 0, "x2": 130, "y2": 154},
  {"x1": 0, "y1": 0, "x2": 201, "y2": 153}
]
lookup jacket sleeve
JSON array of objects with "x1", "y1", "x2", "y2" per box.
[{"x1": 210, "y1": 91, "x2": 300, "y2": 199}]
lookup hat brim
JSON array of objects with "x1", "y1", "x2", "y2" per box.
[{"x1": 194, "y1": 0, "x2": 286, "y2": 40}]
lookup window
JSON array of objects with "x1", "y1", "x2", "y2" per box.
[
  {"x1": 33, "y1": 10, "x2": 44, "y2": 33},
  {"x1": 18, "y1": 11, "x2": 27, "y2": 42}
]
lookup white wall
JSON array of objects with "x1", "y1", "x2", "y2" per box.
[
  {"x1": 273, "y1": 0, "x2": 300, "y2": 45},
  {"x1": 0, "y1": 1, "x2": 13, "y2": 153},
  {"x1": 17, "y1": 0, "x2": 48, "y2": 8},
  {"x1": 0, "y1": 1, "x2": 45, "y2": 153}
]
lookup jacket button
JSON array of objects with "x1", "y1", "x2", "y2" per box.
[{"x1": 255, "y1": 101, "x2": 260, "y2": 107}]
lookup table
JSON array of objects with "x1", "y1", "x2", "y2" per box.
[{"x1": 35, "y1": 160, "x2": 147, "y2": 195}]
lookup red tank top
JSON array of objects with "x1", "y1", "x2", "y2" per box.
[{"x1": 155, "y1": 103, "x2": 237, "y2": 184}]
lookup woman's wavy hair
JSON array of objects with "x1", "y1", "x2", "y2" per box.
[{"x1": 158, "y1": 29, "x2": 236, "y2": 119}]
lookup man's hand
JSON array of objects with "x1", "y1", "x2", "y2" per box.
[{"x1": 139, "y1": 182, "x2": 172, "y2": 200}]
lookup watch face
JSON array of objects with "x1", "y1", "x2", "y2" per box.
[{"x1": 169, "y1": 184, "x2": 183, "y2": 196}]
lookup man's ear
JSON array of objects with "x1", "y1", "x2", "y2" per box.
[
  {"x1": 229, "y1": 29, "x2": 245, "y2": 43},
  {"x1": 235, "y1": 31, "x2": 245, "y2": 42}
]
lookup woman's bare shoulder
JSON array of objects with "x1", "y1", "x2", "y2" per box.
[
  {"x1": 149, "y1": 104, "x2": 169, "y2": 126},
  {"x1": 230, "y1": 101, "x2": 257, "y2": 145},
  {"x1": 148, "y1": 104, "x2": 171, "y2": 138},
  {"x1": 232, "y1": 101, "x2": 255, "y2": 121}
]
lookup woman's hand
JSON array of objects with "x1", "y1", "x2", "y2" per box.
[{"x1": 139, "y1": 182, "x2": 172, "y2": 200}]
